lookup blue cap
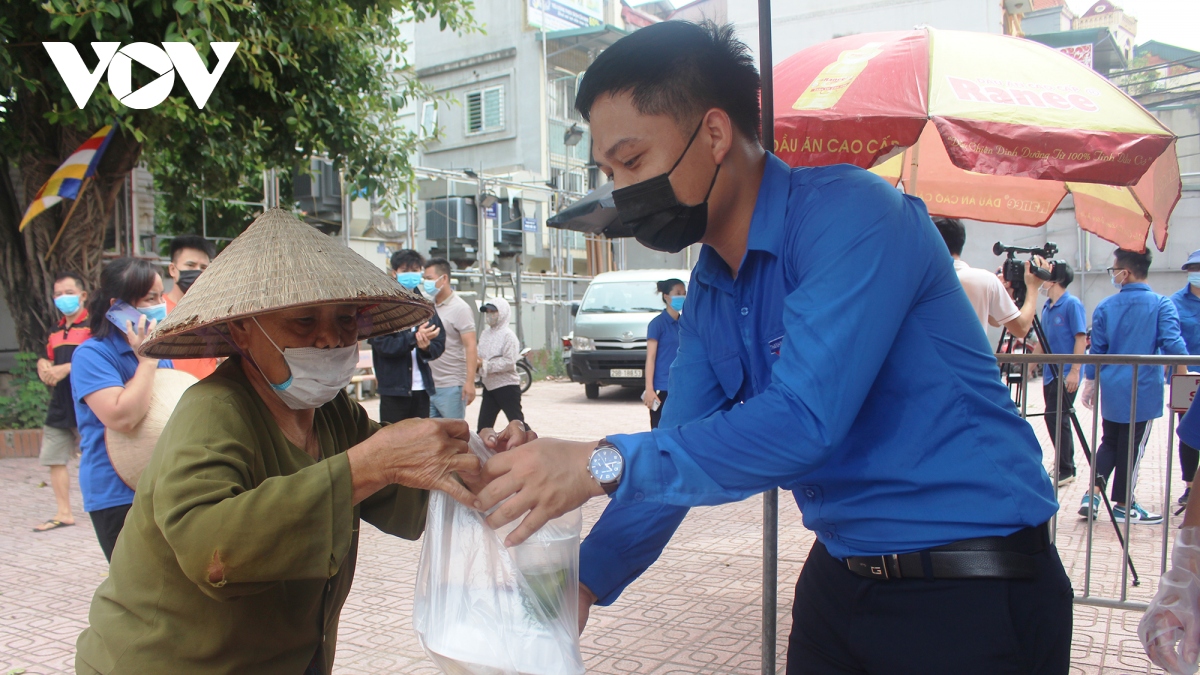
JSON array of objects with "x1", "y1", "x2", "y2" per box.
[{"x1": 1184, "y1": 250, "x2": 1200, "y2": 270}]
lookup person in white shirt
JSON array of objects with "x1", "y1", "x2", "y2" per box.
[{"x1": 935, "y1": 217, "x2": 1044, "y2": 338}]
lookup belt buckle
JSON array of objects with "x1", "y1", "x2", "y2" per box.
[{"x1": 849, "y1": 555, "x2": 895, "y2": 579}]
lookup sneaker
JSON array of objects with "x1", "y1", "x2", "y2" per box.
[
  {"x1": 1180, "y1": 487, "x2": 1191, "y2": 506},
  {"x1": 1079, "y1": 493, "x2": 1099, "y2": 519},
  {"x1": 1113, "y1": 503, "x2": 1163, "y2": 525},
  {"x1": 1056, "y1": 473, "x2": 1076, "y2": 488}
]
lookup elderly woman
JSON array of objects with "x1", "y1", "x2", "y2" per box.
[{"x1": 75, "y1": 210, "x2": 525, "y2": 675}]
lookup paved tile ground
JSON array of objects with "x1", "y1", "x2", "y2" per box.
[{"x1": 0, "y1": 379, "x2": 1186, "y2": 674}]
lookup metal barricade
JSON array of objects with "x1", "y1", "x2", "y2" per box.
[{"x1": 996, "y1": 352, "x2": 1200, "y2": 611}]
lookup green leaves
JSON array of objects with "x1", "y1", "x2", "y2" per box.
[{"x1": 0, "y1": 354, "x2": 51, "y2": 430}]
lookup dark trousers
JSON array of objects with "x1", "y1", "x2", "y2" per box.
[
  {"x1": 478, "y1": 384, "x2": 523, "y2": 432},
  {"x1": 787, "y1": 540, "x2": 1072, "y2": 675},
  {"x1": 90, "y1": 503, "x2": 132, "y2": 562},
  {"x1": 1180, "y1": 412, "x2": 1199, "y2": 482},
  {"x1": 1043, "y1": 379, "x2": 1077, "y2": 477},
  {"x1": 379, "y1": 391, "x2": 430, "y2": 424},
  {"x1": 649, "y1": 390, "x2": 669, "y2": 429},
  {"x1": 1095, "y1": 419, "x2": 1151, "y2": 503}
]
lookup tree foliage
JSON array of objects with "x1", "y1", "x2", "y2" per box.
[{"x1": 0, "y1": 0, "x2": 474, "y2": 352}]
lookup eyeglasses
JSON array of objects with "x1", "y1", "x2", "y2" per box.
[{"x1": 1106, "y1": 267, "x2": 1127, "y2": 275}]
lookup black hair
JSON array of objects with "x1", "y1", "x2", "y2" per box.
[
  {"x1": 170, "y1": 235, "x2": 215, "y2": 262},
  {"x1": 54, "y1": 270, "x2": 86, "y2": 291},
  {"x1": 933, "y1": 218, "x2": 966, "y2": 257},
  {"x1": 87, "y1": 258, "x2": 159, "y2": 339},
  {"x1": 1052, "y1": 262, "x2": 1075, "y2": 288},
  {"x1": 1114, "y1": 248, "x2": 1152, "y2": 279},
  {"x1": 657, "y1": 278, "x2": 685, "y2": 297},
  {"x1": 390, "y1": 249, "x2": 426, "y2": 272},
  {"x1": 575, "y1": 21, "x2": 761, "y2": 142},
  {"x1": 425, "y1": 257, "x2": 452, "y2": 280}
]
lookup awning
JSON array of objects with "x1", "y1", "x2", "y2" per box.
[{"x1": 537, "y1": 24, "x2": 630, "y2": 59}]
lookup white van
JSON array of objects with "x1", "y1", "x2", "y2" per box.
[{"x1": 567, "y1": 269, "x2": 689, "y2": 399}]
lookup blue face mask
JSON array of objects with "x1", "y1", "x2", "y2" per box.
[
  {"x1": 395, "y1": 272, "x2": 422, "y2": 290},
  {"x1": 423, "y1": 279, "x2": 440, "y2": 296},
  {"x1": 54, "y1": 294, "x2": 81, "y2": 315},
  {"x1": 669, "y1": 295, "x2": 685, "y2": 312},
  {"x1": 1189, "y1": 272, "x2": 1200, "y2": 288},
  {"x1": 138, "y1": 303, "x2": 167, "y2": 322}
]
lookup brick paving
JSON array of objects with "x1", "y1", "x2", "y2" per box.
[{"x1": 0, "y1": 379, "x2": 1186, "y2": 673}]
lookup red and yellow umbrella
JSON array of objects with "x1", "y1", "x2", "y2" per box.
[{"x1": 773, "y1": 27, "x2": 1181, "y2": 251}]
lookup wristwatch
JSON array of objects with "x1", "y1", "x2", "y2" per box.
[{"x1": 588, "y1": 439, "x2": 624, "y2": 495}]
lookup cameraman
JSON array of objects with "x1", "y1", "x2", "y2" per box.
[
  {"x1": 935, "y1": 218, "x2": 1043, "y2": 337},
  {"x1": 1037, "y1": 263, "x2": 1086, "y2": 487}
]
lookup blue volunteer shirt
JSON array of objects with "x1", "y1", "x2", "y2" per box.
[
  {"x1": 71, "y1": 331, "x2": 173, "y2": 512},
  {"x1": 646, "y1": 309, "x2": 681, "y2": 392},
  {"x1": 1041, "y1": 291, "x2": 1087, "y2": 384},
  {"x1": 1171, "y1": 285, "x2": 1200, "y2": 373},
  {"x1": 1083, "y1": 283, "x2": 1187, "y2": 423},
  {"x1": 1181, "y1": 399, "x2": 1200, "y2": 450},
  {"x1": 579, "y1": 156, "x2": 1058, "y2": 605}
]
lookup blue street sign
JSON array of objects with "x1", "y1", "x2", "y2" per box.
[
  {"x1": 486, "y1": 203, "x2": 500, "y2": 219},
  {"x1": 522, "y1": 217, "x2": 538, "y2": 233}
]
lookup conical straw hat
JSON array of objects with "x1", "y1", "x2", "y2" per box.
[
  {"x1": 105, "y1": 368, "x2": 199, "y2": 489},
  {"x1": 141, "y1": 208, "x2": 433, "y2": 358}
]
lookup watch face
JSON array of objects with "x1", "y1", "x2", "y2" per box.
[{"x1": 590, "y1": 446, "x2": 623, "y2": 483}]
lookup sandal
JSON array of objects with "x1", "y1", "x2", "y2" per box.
[{"x1": 33, "y1": 519, "x2": 75, "y2": 532}]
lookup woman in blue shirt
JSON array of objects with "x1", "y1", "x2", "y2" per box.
[
  {"x1": 643, "y1": 278, "x2": 685, "y2": 428},
  {"x1": 71, "y1": 258, "x2": 173, "y2": 561}
]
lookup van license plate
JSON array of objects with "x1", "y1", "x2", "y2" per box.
[{"x1": 610, "y1": 369, "x2": 642, "y2": 378}]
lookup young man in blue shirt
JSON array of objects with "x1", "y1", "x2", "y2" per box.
[
  {"x1": 1171, "y1": 249, "x2": 1200, "y2": 506},
  {"x1": 478, "y1": 21, "x2": 1069, "y2": 673},
  {"x1": 1080, "y1": 249, "x2": 1188, "y2": 525},
  {"x1": 1039, "y1": 263, "x2": 1087, "y2": 487}
]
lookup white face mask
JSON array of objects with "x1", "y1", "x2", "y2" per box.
[
  {"x1": 486, "y1": 312, "x2": 502, "y2": 328},
  {"x1": 251, "y1": 317, "x2": 359, "y2": 410}
]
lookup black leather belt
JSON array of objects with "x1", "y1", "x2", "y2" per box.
[{"x1": 844, "y1": 523, "x2": 1048, "y2": 581}]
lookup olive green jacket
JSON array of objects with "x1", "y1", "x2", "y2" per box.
[{"x1": 76, "y1": 359, "x2": 428, "y2": 674}]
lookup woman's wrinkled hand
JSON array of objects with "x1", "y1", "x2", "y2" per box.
[{"x1": 352, "y1": 418, "x2": 480, "y2": 509}]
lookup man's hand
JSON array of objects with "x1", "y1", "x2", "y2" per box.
[
  {"x1": 1024, "y1": 256, "x2": 1048, "y2": 292},
  {"x1": 482, "y1": 420, "x2": 538, "y2": 454},
  {"x1": 463, "y1": 380, "x2": 477, "y2": 405},
  {"x1": 415, "y1": 322, "x2": 440, "y2": 350},
  {"x1": 642, "y1": 389, "x2": 660, "y2": 411},
  {"x1": 349, "y1": 418, "x2": 480, "y2": 508},
  {"x1": 1066, "y1": 369, "x2": 1081, "y2": 394},
  {"x1": 37, "y1": 358, "x2": 53, "y2": 385},
  {"x1": 577, "y1": 583, "x2": 597, "y2": 636},
  {"x1": 478, "y1": 438, "x2": 604, "y2": 546}
]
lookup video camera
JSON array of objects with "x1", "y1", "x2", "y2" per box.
[{"x1": 993, "y1": 241, "x2": 1064, "y2": 306}]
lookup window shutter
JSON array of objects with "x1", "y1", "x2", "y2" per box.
[
  {"x1": 466, "y1": 91, "x2": 483, "y2": 133},
  {"x1": 484, "y1": 87, "x2": 504, "y2": 130}
]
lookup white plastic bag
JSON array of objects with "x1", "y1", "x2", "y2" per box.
[{"x1": 414, "y1": 433, "x2": 585, "y2": 675}]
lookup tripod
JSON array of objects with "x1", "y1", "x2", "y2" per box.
[{"x1": 998, "y1": 315, "x2": 1140, "y2": 585}]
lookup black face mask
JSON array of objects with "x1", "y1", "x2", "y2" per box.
[
  {"x1": 611, "y1": 122, "x2": 721, "y2": 253},
  {"x1": 176, "y1": 269, "x2": 202, "y2": 293}
]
